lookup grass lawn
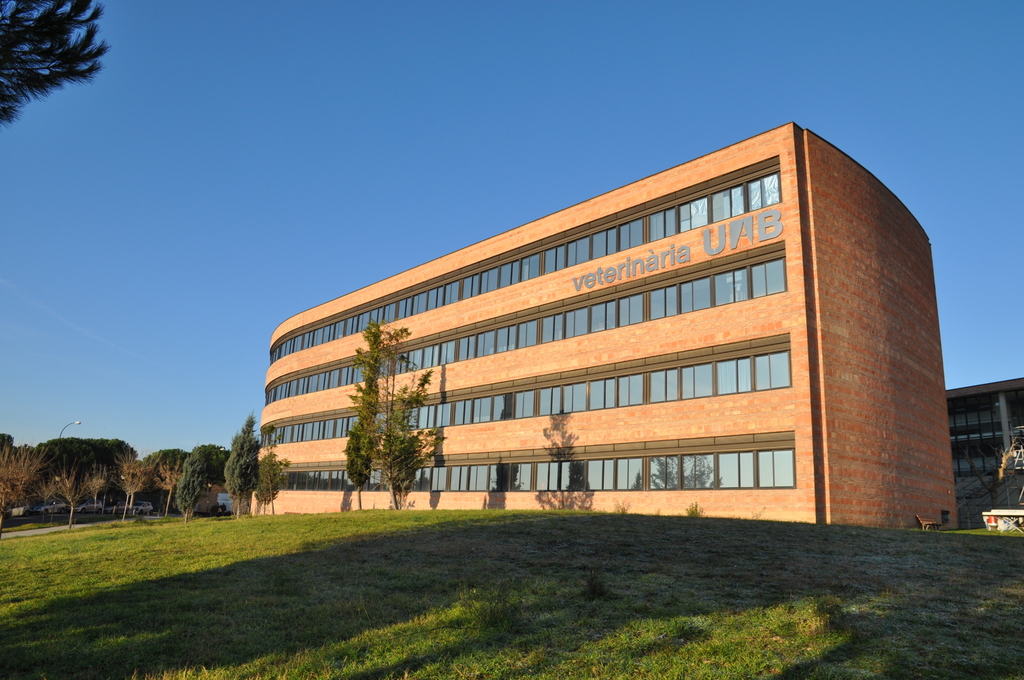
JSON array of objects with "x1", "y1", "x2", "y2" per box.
[{"x1": 1, "y1": 511, "x2": 1022, "y2": 680}]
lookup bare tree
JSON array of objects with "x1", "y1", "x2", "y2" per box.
[
  {"x1": 154, "y1": 460, "x2": 182, "y2": 516},
  {"x1": 83, "y1": 464, "x2": 107, "y2": 513},
  {"x1": 51, "y1": 464, "x2": 88, "y2": 528},
  {"x1": 0, "y1": 444, "x2": 46, "y2": 538},
  {"x1": 36, "y1": 474, "x2": 59, "y2": 524},
  {"x1": 965, "y1": 447, "x2": 1015, "y2": 509},
  {"x1": 115, "y1": 447, "x2": 150, "y2": 520}
]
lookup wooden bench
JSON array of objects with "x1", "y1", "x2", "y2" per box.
[{"x1": 916, "y1": 515, "x2": 940, "y2": 531}]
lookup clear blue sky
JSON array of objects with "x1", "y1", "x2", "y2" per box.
[{"x1": 2, "y1": 1, "x2": 1021, "y2": 453}]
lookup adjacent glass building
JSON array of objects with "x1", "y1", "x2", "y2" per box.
[{"x1": 263, "y1": 124, "x2": 956, "y2": 527}]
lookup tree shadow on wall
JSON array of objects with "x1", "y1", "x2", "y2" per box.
[{"x1": 535, "y1": 413, "x2": 593, "y2": 510}]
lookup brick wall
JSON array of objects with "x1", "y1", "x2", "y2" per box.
[{"x1": 798, "y1": 129, "x2": 955, "y2": 527}]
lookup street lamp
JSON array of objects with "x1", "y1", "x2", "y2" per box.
[{"x1": 58, "y1": 421, "x2": 81, "y2": 439}]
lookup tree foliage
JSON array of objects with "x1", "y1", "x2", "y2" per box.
[
  {"x1": 350, "y1": 321, "x2": 441, "y2": 510},
  {"x1": 344, "y1": 421, "x2": 373, "y2": 511},
  {"x1": 153, "y1": 460, "x2": 183, "y2": 516},
  {"x1": 144, "y1": 448, "x2": 189, "y2": 468},
  {"x1": 175, "y1": 452, "x2": 207, "y2": 524},
  {"x1": 254, "y1": 452, "x2": 289, "y2": 515},
  {"x1": 0, "y1": 0, "x2": 110, "y2": 126},
  {"x1": 36, "y1": 437, "x2": 132, "y2": 473},
  {"x1": 0, "y1": 443, "x2": 45, "y2": 538},
  {"x1": 224, "y1": 414, "x2": 260, "y2": 517},
  {"x1": 191, "y1": 443, "x2": 229, "y2": 486}
]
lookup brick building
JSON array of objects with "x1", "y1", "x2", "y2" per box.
[{"x1": 262, "y1": 123, "x2": 955, "y2": 527}]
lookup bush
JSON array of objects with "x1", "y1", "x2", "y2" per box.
[{"x1": 685, "y1": 502, "x2": 705, "y2": 518}]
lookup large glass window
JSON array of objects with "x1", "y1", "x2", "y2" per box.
[
  {"x1": 751, "y1": 259, "x2": 786, "y2": 298},
  {"x1": 567, "y1": 236, "x2": 591, "y2": 267},
  {"x1": 682, "y1": 454, "x2": 715, "y2": 489},
  {"x1": 650, "y1": 369, "x2": 679, "y2": 403},
  {"x1": 682, "y1": 363, "x2": 714, "y2": 399},
  {"x1": 616, "y1": 458, "x2": 643, "y2": 490},
  {"x1": 589, "y1": 378, "x2": 615, "y2": 410},
  {"x1": 564, "y1": 308, "x2": 589, "y2": 339},
  {"x1": 680, "y1": 277, "x2": 712, "y2": 312},
  {"x1": 618, "y1": 374, "x2": 643, "y2": 407},
  {"x1": 515, "y1": 390, "x2": 535, "y2": 418},
  {"x1": 651, "y1": 285, "x2": 678, "y2": 320},
  {"x1": 718, "y1": 452, "x2": 755, "y2": 488},
  {"x1": 756, "y1": 352, "x2": 791, "y2": 390},
  {"x1": 619, "y1": 294, "x2": 643, "y2": 326},
  {"x1": 508, "y1": 463, "x2": 531, "y2": 491},
  {"x1": 541, "y1": 314, "x2": 564, "y2": 343},
  {"x1": 590, "y1": 300, "x2": 616, "y2": 332},
  {"x1": 544, "y1": 245, "x2": 566, "y2": 274},
  {"x1": 587, "y1": 459, "x2": 615, "y2": 491},
  {"x1": 521, "y1": 253, "x2": 541, "y2": 281},
  {"x1": 591, "y1": 227, "x2": 618, "y2": 259},
  {"x1": 649, "y1": 455, "x2": 680, "y2": 490},
  {"x1": 499, "y1": 262, "x2": 520, "y2": 288},
  {"x1": 518, "y1": 320, "x2": 537, "y2": 348},
  {"x1": 758, "y1": 450, "x2": 795, "y2": 487},
  {"x1": 563, "y1": 383, "x2": 587, "y2": 413},
  {"x1": 649, "y1": 207, "x2": 677, "y2": 242},
  {"x1": 496, "y1": 325, "x2": 516, "y2": 353},
  {"x1": 477, "y1": 330, "x2": 496, "y2": 357},
  {"x1": 538, "y1": 387, "x2": 562, "y2": 416},
  {"x1": 431, "y1": 467, "x2": 447, "y2": 492},
  {"x1": 619, "y1": 219, "x2": 644, "y2": 250}
]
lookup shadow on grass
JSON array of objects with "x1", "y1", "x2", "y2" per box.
[{"x1": 2, "y1": 514, "x2": 1024, "y2": 679}]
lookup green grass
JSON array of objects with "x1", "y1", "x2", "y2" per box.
[{"x1": 1, "y1": 511, "x2": 1023, "y2": 680}]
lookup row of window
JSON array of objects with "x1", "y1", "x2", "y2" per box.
[
  {"x1": 284, "y1": 449, "x2": 796, "y2": 493},
  {"x1": 265, "y1": 366, "x2": 364, "y2": 406},
  {"x1": 415, "y1": 351, "x2": 791, "y2": 428},
  {"x1": 266, "y1": 258, "x2": 786, "y2": 405},
  {"x1": 268, "y1": 348, "x2": 790, "y2": 444},
  {"x1": 270, "y1": 173, "x2": 783, "y2": 364}
]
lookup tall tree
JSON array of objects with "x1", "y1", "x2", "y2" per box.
[
  {"x1": 191, "y1": 443, "x2": 229, "y2": 486},
  {"x1": 254, "y1": 452, "x2": 289, "y2": 515},
  {"x1": 0, "y1": 443, "x2": 45, "y2": 538},
  {"x1": 0, "y1": 0, "x2": 110, "y2": 126},
  {"x1": 175, "y1": 452, "x2": 207, "y2": 524},
  {"x1": 350, "y1": 321, "x2": 441, "y2": 510},
  {"x1": 51, "y1": 463, "x2": 86, "y2": 527},
  {"x1": 344, "y1": 422, "x2": 372, "y2": 511},
  {"x1": 224, "y1": 414, "x2": 260, "y2": 517},
  {"x1": 115, "y1": 446, "x2": 149, "y2": 520},
  {"x1": 82, "y1": 463, "x2": 106, "y2": 512},
  {"x1": 153, "y1": 460, "x2": 183, "y2": 516}
]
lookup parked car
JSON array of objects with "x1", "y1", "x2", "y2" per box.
[
  {"x1": 29, "y1": 500, "x2": 67, "y2": 515},
  {"x1": 104, "y1": 502, "x2": 129, "y2": 515},
  {"x1": 75, "y1": 499, "x2": 104, "y2": 514},
  {"x1": 132, "y1": 502, "x2": 154, "y2": 516},
  {"x1": 5, "y1": 502, "x2": 30, "y2": 518}
]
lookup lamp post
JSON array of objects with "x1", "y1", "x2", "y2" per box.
[{"x1": 58, "y1": 421, "x2": 81, "y2": 439}]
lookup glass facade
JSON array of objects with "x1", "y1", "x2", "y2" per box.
[{"x1": 949, "y1": 387, "x2": 1024, "y2": 476}]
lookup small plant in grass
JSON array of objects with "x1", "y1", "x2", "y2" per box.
[
  {"x1": 686, "y1": 501, "x2": 705, "y2": 517},
  {"x1": 582, "y1": 569, "x2": 611, "y2": 600},
  {"x1": 613, "y1": 500, "x2": 631, "y2": 514}
]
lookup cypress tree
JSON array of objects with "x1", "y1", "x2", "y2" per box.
[
  {"x1": 224, "y1": 413, "x2": 260, "y2": 517},
  {"x1": 176, "y1": 452, "x2": 207, "y2": 524}
]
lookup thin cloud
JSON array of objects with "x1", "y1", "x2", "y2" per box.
[{"x1": 0, "y1": 277, "x2": 167, "y2": 368}]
